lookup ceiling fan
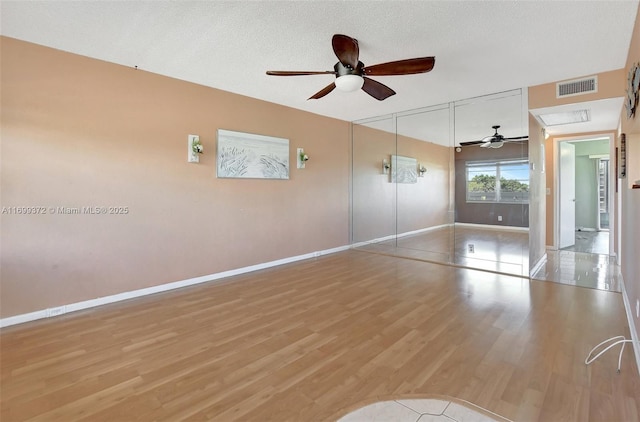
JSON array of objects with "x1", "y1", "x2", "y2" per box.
[
  {"x1": 459, "y1": 125, "x2": 528, "y2": 149},
  {"x1": 266, "y1": 34, "x2": 435, "y2": 101}
]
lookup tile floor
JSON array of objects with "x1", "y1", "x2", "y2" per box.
[
  {"x1": 337, "y1": 398, "x2": 510, "y2": 422},
  {"x1": 531, "y1": 249, "x2": 621, "y2": 292},
  {"x1": 560, "y1": 230, "x2": 609, "y2": 255}
]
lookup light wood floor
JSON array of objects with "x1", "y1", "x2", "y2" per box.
[{"x1": 1, "y1": 250, "x2": 639, "y2": 421}]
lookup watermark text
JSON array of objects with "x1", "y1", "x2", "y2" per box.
[{"x1": 2, "y1": 206, "x2": 129, "y2": 215}]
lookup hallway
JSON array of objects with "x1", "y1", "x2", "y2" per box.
[{"x1": 561, "y1": 230, "x2": 609, "y2": 256}]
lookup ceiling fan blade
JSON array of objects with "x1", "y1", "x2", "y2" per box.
[
  {"x1": 308, "y1": 82, "x2": 336, "y2": 100},
  {"x1": 364, "y1": 57, "x2": 435, "y2": 76},
  {"x1": 267, "y1": 70, "x2": 335, "y2": 76},
  {"x1": 361, "y1": 77, "x2": 396, "y2": 101},
  {"x1": 332, "y1": 34, "x2": 359, "y2": 69},
  {"x1": 459, "y1": 140, "x2": 485, "y2": 146},
  {"x1": 462, "y1": 126, "x2": 526, "y2": 147}
]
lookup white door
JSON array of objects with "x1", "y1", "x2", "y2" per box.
[{"x1": 559, "y1": 142, "x2": 576, "y2": 248}]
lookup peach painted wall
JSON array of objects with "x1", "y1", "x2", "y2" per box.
[
  {"x1": 0, "y1": 37, "x2": 350, "y2": 318},
  {"x1": 351, "y1": 124, "x2": 450, "y2": 242},
  {"x1": 528, "y1": 68, "x2": 625, "y2": 110},
  {"x1": 396, "y1": 136, "x2": 451, "y2": 234},
  {"x1": 352, "y1": 124, "x2": 396, "y2": 242},
  {"x1": 544, "y1": 135, "x2": 555, "y2": 249},
  {"x1": 619, "y1": 2, "x2": 640, "y2": 364}
]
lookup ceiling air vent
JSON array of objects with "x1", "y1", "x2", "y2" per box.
[{"x1": 556, "y1": 76, "x2": 598, "y2": 98}]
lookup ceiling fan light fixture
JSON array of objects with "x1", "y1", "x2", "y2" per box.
[
  {"x1": 267, "y1": 34, "x2": 434, "y2": 100},
  {"x1": 482, "y1": 140, "x2": 504, "y2": 149},
  {"x1": 335, "y1": 74, "x2": 364, "y2": 92}
]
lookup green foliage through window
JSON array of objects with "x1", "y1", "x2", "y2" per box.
[{"x1": 466, "y1": 159, "x2": 529, "y2": 203}]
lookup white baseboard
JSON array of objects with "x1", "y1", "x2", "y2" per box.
[
  {"x1": 529, "y1": 253, "x2": 547, "y2": 277},
  {"x1": 454, "y1": 222, "x2": 529, "y2": 232},
  {"x1": 350, "y1": 223, "x2": 451, "y2": 249},
  {"x1": 620, "y1": 279, "x2": 640, "y2": 376},
  {"x1": 0, "y1": 244, "x2": 351, "y2": 328}
]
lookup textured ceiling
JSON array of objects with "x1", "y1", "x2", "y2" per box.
[{"x1": 1, "y1": 1, "x2": 638, "y2": 130}]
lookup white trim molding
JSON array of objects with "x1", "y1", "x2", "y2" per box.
[
  {"x1": 350, "y1": 224, "x2": 451, "y2": 248},
  {"x1": 529, "y1": 253, "x2": 548, "y2": 277},
  {"x1": 454, "y1": 222, "x2": 529, "y2": 232}
]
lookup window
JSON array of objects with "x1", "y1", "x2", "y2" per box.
[{"x1": 466, "y1": 159, "x2": 529, "y2": 203}]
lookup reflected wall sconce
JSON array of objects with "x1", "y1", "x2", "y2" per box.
[
  {"x1": 418, "y1": 164, "x2": 427, "y2": 177},
  {"x1": 297, "y1": 148, "x2": 309, "y2": 169},
  {"x1": 188, "y1": 134, "x2": 203, "y2": 163},
  {"x1": 382, "y1": 159, "x2": 390, "y2": 174}
]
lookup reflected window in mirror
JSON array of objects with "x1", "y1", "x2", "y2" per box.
[{"x1": 465, "y1": 159, "x2": 529, "y2": 204}]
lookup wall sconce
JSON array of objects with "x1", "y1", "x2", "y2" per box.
[
  {"x1": 382, "y1": 159, "x2": 390, "y2": 174},
  {"x1": 297, "y1": 148, "x2": 309, "y2": 169},
  {"x1": 418, "y1": 164, "x2": 427, "y2": 177},
  {"x1": 188, "y1": 134, "x2": 203, "y2": 163}
]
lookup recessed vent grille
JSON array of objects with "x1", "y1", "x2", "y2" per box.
[{"x1": 556, "y1": 76, "x2": 598, "y2": 98}]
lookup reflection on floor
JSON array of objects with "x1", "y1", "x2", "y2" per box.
[
  {"x1": 531, "y1": 250, "x2": 621, "y2": 292},
  {"x1": 355, "y1": 225, "x2": 529, "y2": 277},
  {"x1": 453, "y1": 226, "x2": 528, "y2": 276},
  {"x1": 561, "y1": 230, "x2": 609, "y2": 255},
  {"x1": 355, "y1": 225, "x2": 620, "y2": 293},
  {"x1": 338, "y1": 398, "x2": 509, "y2": 422}
]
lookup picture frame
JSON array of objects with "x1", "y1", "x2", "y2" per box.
[
  {"x1": 615, "y1": 147, "x2": 619, "y2": 192},
  {"x1": 217, "y1": 129, "x2": 289, "y2": 179},
  {"x1": 619, "y1": 133, "x2": 626, "y2": 179},
  {"x1": 391, "y1": 155, "x2": 418, "y2": 184}
]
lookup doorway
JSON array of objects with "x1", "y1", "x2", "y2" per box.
[
  {"x1": 597, "y1": 157, "x2": 610, "y2": 230},
  {"x1": 554, "y1": 135, "x2": 614, "y2": 256}
]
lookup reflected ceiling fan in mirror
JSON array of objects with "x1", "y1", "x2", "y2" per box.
[
  {"x1": 266, "y1": 34, "x2": 435, "y2": 101},
  {"x1": 459, "y1": 125, "x2": 528, "y2": 149}
]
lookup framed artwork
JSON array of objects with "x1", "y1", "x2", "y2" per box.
[
  {"x1": 615, "y1": 147, "x2": 619, "y2": 192},
  {"x1": 625, "y1": 62, "x2": 640, "y2": 119},
  {"x1": 619, "y1": 133, "x2": 626, "y2": 179},
  {"x1": 391, "y1": 155, "x2": 418, "y2": 184},
  {"x1": 217, "y1": 129, "x2": 289, "y2": 179}
]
